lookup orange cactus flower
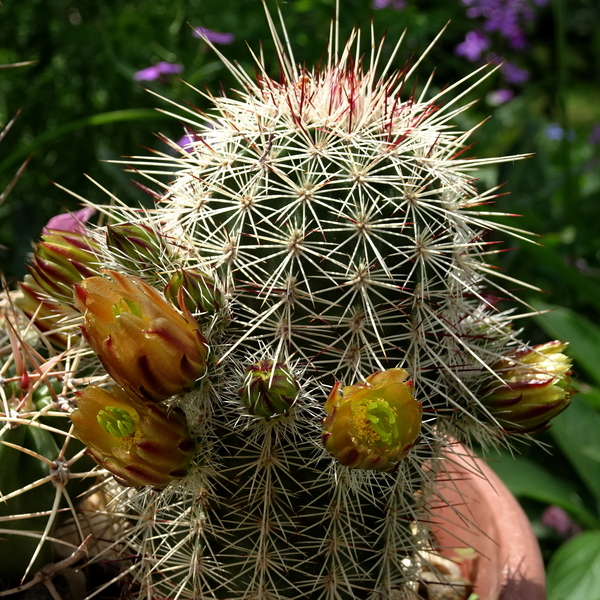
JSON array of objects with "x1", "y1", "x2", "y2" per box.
[
  {"x1": 70, "y1": 385, "x2": 195, "y2": 488},
  {"x1": 322, "y1": 368, "x2": 422, "y2": 472},
  {"x1": 482, "y1": 341, "x2": 575, "y2": 433},
  {"x1": 74, "y1": 270, "x2": 208, "y2": 402}
]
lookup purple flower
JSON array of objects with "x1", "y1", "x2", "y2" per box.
[
  {"x1": 500, "y1": 60, "x2": 529, "y2": 84},
  {"x1": 43, "y1": 206, "x2": 96, "y2": 234},
  {"x1": 545, "y1": 123, "x2": 564, "y2": 141},
  {"x1": 461, "y1": 0, "x2": 544, "y2": 46},
  {"x1": 541, "y1": 505, "x2": 582, "y2": 539},
  {"x1": 133, "y1": 62, "x2": 183, "y2": 82},
  {"x1": 488, "y1": 88, "x2": 514, "y2": 105},
  {"x1": 193, "y1": 27, "x2": 235, "y2": 45},
  {"x1": 176, "y1": 133, "x2": 198, "y2": 153},
  {"x1": 372, "y1": 0, "x2": 406, "y2": 9},
  {"x1": 455, "y1": 30, "x2": 491, "y2": 62}
]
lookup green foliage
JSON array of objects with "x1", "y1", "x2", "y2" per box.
[
  {"x1": 0, "y1": 426, "x2": 56, "y2": 579},
  {"x1": 547, "y1": 532, "x2": 600, "y2": 600}
]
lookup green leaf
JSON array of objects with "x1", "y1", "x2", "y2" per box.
[
  {"x1": 547, "y1": 532, "x2": 600, "y2": 600},
  {"x1": 549, "y1": 394, "x2": 600, "y2": 505},
  {"x1": 484, "y1": 449, "x2": 599, "y2": 529},
  {"x1": 0, "y1": 425, "x2": 58, "y2": 580},
  {"x1": 532, "y1": 302, "x2": 600, "y2": 387},
  {"x1": 575, "y1": 385, "x2": 600, "y2": 410},
  {"x1": 523, "y1": 244, "x2": 600, "y2": 314},
  {"x1": 0, "y1": 109, "x2": 169, "y2": 175}
]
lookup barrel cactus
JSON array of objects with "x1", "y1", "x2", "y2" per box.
[{"x1": 1, "y1": 3, "x2": 574, "y2": 599}]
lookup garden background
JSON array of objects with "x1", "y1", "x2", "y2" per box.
[{"x1": 1, "y1": 0, "x2": 599, "y2": 597}]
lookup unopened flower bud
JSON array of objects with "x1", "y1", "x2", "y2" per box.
[
  {"x1": 74, "y1": 270, "x2": 208, "y2": 402},
  {"x1": 164, "y1": 268, "x2": 227, "y2": 325},
  {"x1": 322, "y1": 368, "x2": 422, "y2": 472},
  {"x1": 106, "y1": 223, "x2": 168, "y2": 272},
  {"x1": 70, "y1": 385, "x2": 195, "y2": 488},
  {"x1": 16, "y1": 275, "x2": 77, "y2": 348},
  {"x1": 239, "y1": 360, "x2": 299, "y2": 418},
  {"x1": 29, "y1": 230, "x2": 100, "y2": 304},
  {"x1": 481, "y1": 341, "x2": 574, "y2": 433}
]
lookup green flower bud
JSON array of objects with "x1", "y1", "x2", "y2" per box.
[
  {"x1": 322, "y1": 368, "x2": 422, "y2": 472},
  {"x1": 481, "y1": 341, "x2": 575, "y2": 433},
  {"x1": 239, "y1": 360, "x2": 299, "y2": 418},
  {"x1": 70, "y1": 385, "x2": 195, "y2": 488},
  {"x1": 106, "y1": 223, "x2": 168, "y2": 272},
  {"x1": 164, "y1": 268, "x2": 228, "y2": 325},
  {"x1": 16, "y1": 275, "x2": 76, "y2": 349},
  {"x1": 29, "y1": 230, "x2": 100, "y2": 304}
]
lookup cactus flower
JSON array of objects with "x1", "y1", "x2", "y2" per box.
[
  {"x1": 239, "y1": 359, "x2": 300, "y2": 418},
  {"x1": 70, "y1": 385, "x2": 195, "y2": 488},
  {"x1": 481, "y1": 341, "x2": 575, "y2": 433},
  {"x1": 322, "y1": 368, "x2": 422, "y2": 471},
  {"x1": 73, "y1": 270, "x2": 207, "y2": 402},
  {"x1": 29, "y1": 230, "x2": 100, "y2": 304}
]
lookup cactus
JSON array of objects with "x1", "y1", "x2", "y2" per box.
[{"x1": 1, "y1": 3, "x2": 574, "y2": 599}]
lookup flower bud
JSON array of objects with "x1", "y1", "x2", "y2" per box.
[
  {"x1": 239, "y1": 360, "x2": 299, "y2": 418},
  {"x1": 70, "y1": 385, "x2": 195, "y2": 488},
  {"x1": 74, "y1": 270, "x2": 208, "y2": 402},
  {"x1": 481, "y1": 341, "x2": 574, "y2": 433},
  {"x1": 16, "y1": 275, "x2": 76, "y2": 348},
  {"x1": 29, "y1": 230, "x2": 100, "y2": 304},
  {"x1": 322, "y1": 368, "x2": 422, "y2": 472},
  {"x1": 164, "y1": 268, "x2": 228, "y2": 325},
  {"x1": 106, "y1": 223, "x2": 168, "y2": 272}
]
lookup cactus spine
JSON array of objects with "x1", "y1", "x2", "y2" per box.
[{"x1": 0, "y1": 3, "x2": 573, "y2": 599}]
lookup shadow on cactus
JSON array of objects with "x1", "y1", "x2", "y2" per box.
[{"x1": 1, "y1": 2, "x2": 574, "y2": 599}]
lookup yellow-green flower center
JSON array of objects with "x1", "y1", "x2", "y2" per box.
[
  {"x1": 97, "y1": 406, "x2": 136, "y2": 437},
  {"x1": 112, "y1": 298, "x2": 142, "y2": 318},
  {"x1": 365, "y1": 400, "x2": 398, "y2": 444},
  {"x1": 352, "y1": 398, "x2": 398, "y2": 446}
]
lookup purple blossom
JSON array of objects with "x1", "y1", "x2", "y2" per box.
[
  {"x1": 461, "y1": 0, "x2": 545, "y2": 47},
  {"x1": 133, "y1": 61, "x2": 183, "y2": 82},
  {"x1": 43, "y1": 206, "x2": 96, "y2": 234},
  {"x1": 176, "y1": 133, "x2": 198, "y2": 153},
  {"x1": 193, "y1": 27, "x2": 235, "y2": 45},
  {"x1": 545, "y1": 123, "x2": 564, "y2": 141},
  {"x1": 500, "y1": 60, "x2": 529, "y2": 84},
  {"x1": 455, "y1": 30, "x2": 491, "y2": 62},
  {"x1": 541, "y1": 506, "x2": 582, "y2": 539},
  {"x1": 372, "y1": 0, "x2": 406, "y2": 9},
  {"x1": 488, "y1": 88, "x2": 514, "y2": 105}
]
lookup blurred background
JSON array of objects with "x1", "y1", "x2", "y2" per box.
[{"x1": 1, "y1": 1, "x2": 599, "y2": 596}]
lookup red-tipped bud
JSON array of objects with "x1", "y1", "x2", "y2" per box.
[
  {"x1": 16, "y1": 275, "x2": 77, "y2": 348},
  {"x1": 29, "y1": 230, "x2": 100, "y2": 304},
  {"x1": 322, "y1": 368, "x2": 422, "y2": 472},
  {"x1": 74, "y1": 271, "x2": 208, "y2": 402},
  {"x1": 481, "y1": 341, "x2": 575, "y2": 433},
  {"x1": 164, "y1": 268, "x2": 228, "y2": 326},
  {"x1": 70, "y1": 385, "x2": 195, "y2": 488},
  {"x1": 239, "y1": 360, "x2": 299, "y2": 418},
  {"x1": 106, "y1": 223, "x2": 168, "y2": 272}
]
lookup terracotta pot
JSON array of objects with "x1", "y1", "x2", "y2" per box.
[{"x1": 430, "y1": 445, "x2": 546, "y2": 600}]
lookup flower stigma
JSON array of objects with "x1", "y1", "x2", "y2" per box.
[{"x1": 97, "y1": 406, "x2": 137, "y2": 438}]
